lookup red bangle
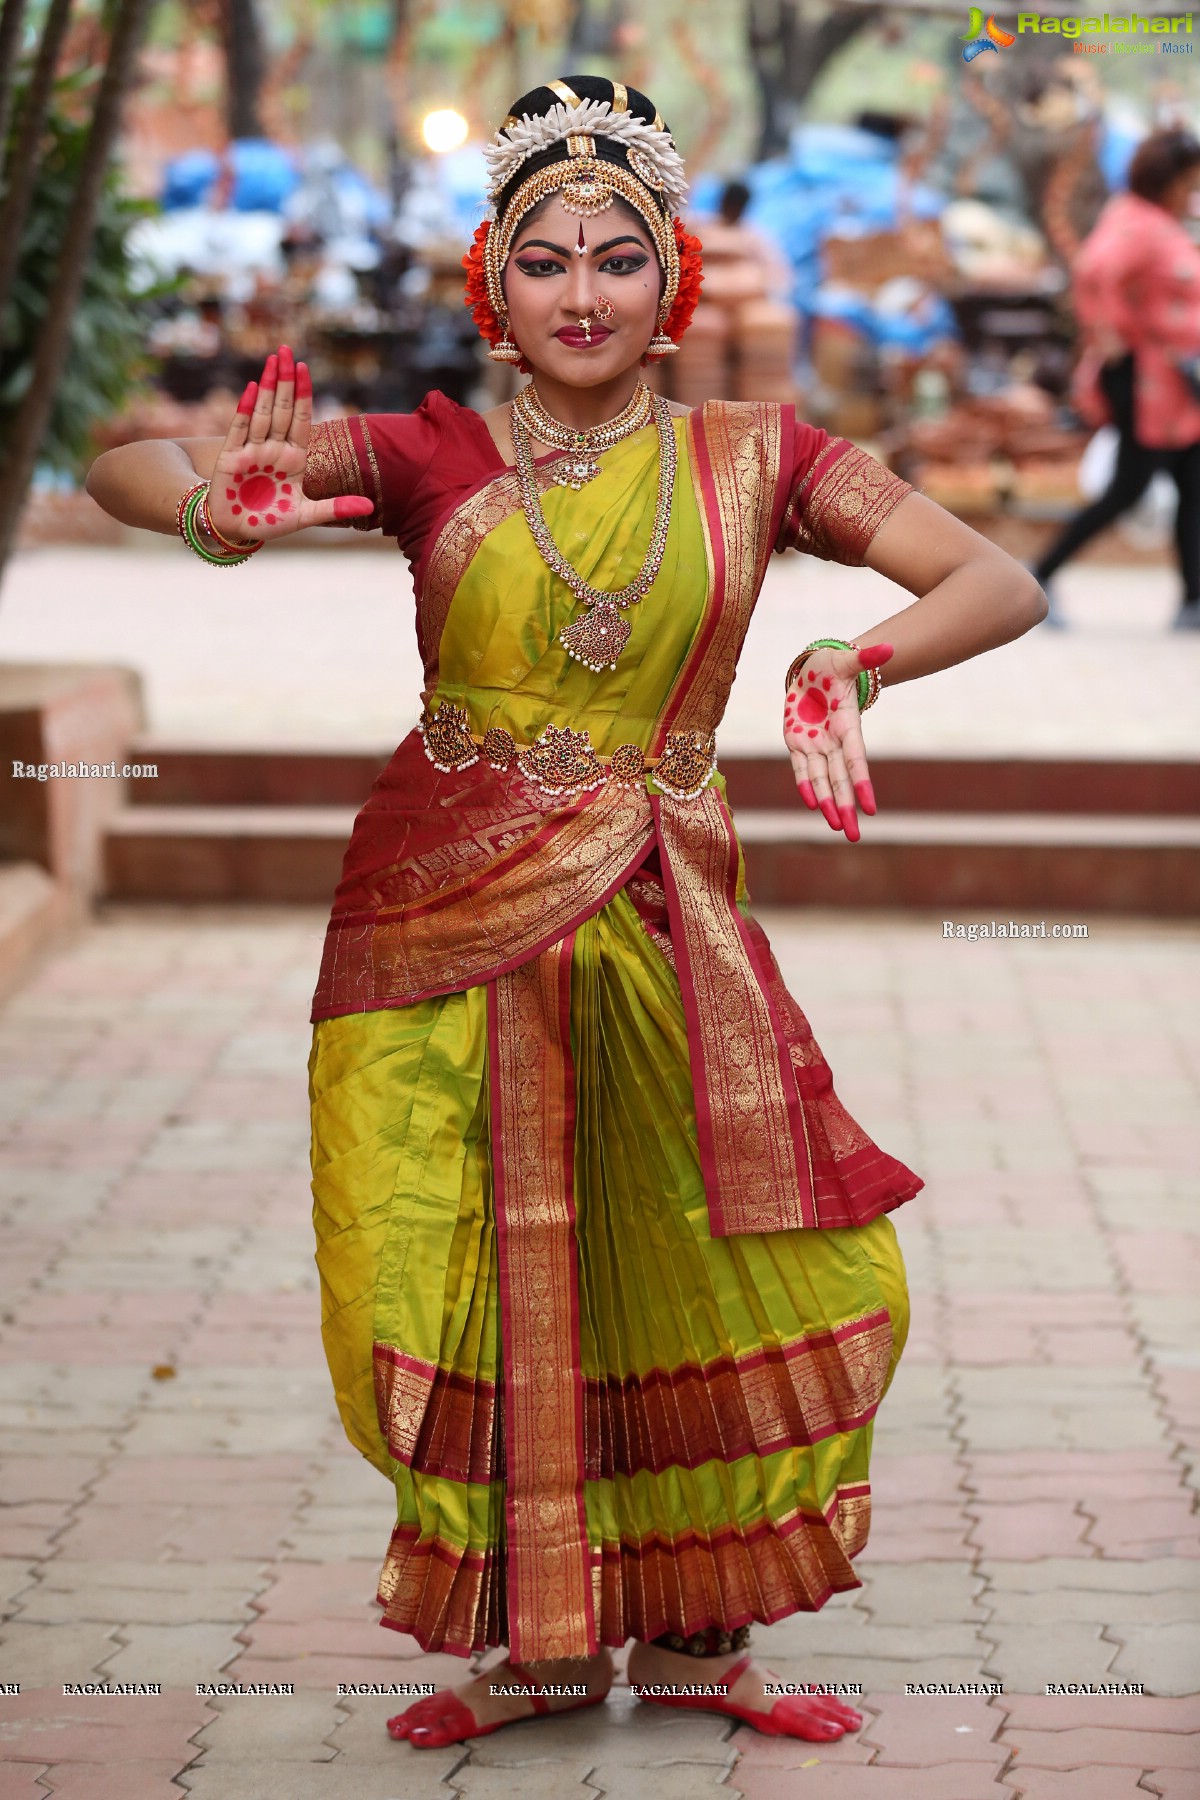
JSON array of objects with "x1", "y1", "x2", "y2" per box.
[{"x1": 200, "y1": 488, "x2": 261, "y2": 556}]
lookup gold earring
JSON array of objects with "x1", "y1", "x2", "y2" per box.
[{"x1": 489, "y1": 326, "x2": 523, "y2": 364}]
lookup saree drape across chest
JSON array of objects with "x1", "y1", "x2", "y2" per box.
[{"x1": 306, "y1": 392, "x2": 924, "y2": 1663}]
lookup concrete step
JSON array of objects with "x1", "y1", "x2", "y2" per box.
[
  {"x1": 102, "y1": 802, "x2": 1200, "y2": 913},
  {"x1": 125, "y1": 743, "x2": 1200, "y2": 817}
]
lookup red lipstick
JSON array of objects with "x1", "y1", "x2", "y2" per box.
[{"x1": 555, "y1": 325, "x2": 612, "y2": 347}]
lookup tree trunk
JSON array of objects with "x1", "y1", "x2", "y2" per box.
[
  {"x1": 0, "y1": 0, "x2": 29, "y2": 177},
  {"x1": 0, "y1": 0, "x2": 74, "y2": 326},
  {"x1": 0, "y1": 0, "x2": 158, "y2": 582},
  {"x1": 218, "y1": 0, "x2": 264, "y2": 140},
  {"x1": 747, "y1": 0, "x2": 882, "y2": 159}
]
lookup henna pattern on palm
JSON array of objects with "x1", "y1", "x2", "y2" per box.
[{"x1": 224, "y1": 463, "x2": 296, "y2": 529}]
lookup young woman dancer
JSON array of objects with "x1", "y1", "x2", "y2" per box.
[{"x1": 87, "y1": 74, "x2": 1046, "y2": 1750}]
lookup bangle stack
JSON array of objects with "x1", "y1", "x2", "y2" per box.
[
  {"x1": 177, "y1": 481, "x2": 263, "y2": 567},
  {"x1": 784, "y1": 637, "x2": 882, "y2": 714}
]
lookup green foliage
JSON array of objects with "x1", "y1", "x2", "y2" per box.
[{"x1": 0, "y1": 74, "x2": 175, "y2": 480}]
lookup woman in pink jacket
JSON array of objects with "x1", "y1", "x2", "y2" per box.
[{"x1": 1034, "y1": 128, "x2": 1200, "y2": 631}]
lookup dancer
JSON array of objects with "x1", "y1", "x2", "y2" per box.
[{"x1": 86, "y1": 74, "x2": 1045, "y2": 1748}]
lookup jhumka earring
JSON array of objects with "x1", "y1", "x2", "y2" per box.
[
  {"x1": 593, "y1": 295, "x2": 615, "y2": 323},
  {"x1": 646, "y1": 307, "x2": 677, "y2": 356},
  {"x1": 489, "y1": 319, "x2": 523, "y2": 364}
]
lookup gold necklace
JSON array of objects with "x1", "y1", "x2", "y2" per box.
[
  {"x1": 511, "y1": 380, "x2": 654, "y2": 490},
  {"x1": 510, "y1": 390, "x2": 677, "y2": 673}
]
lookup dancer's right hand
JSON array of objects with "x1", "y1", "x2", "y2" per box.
[{"x1": 205, "y1": 345, "x2": 375, "y2": 543}]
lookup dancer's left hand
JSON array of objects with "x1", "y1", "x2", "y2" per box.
[{"x1": 783, "y1": 642, "x2": 894, "y2": 842}]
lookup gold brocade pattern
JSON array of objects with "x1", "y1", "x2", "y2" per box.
[
  {"x1": 303, "y1": 418, "x2": 378, "y2": 533},
  {"x1": 656, "y1": 786, "x2": 813, "y2": 1235},
  {"x1": 780, "y1": 440, "x2": 913, "y2": 566},
  {"x1": 367, "y1": 778, "x2": 655, "y2": 1004},
  {"x1": 372, "y1": 1345, "x2": 437, "y2": 1464},
  {"x1": 490, "y1": 938, "x2": 594, "y2": 1662},
  {"x1": 831, "y1": 1484, "x2": 873, "y2": 1560},
  {"x1": 657, "y1": 401, "x2": 782, "y2": 745},
  {"x1": 395, "y1": 1307, "x2": 894, "y2": 1484}
]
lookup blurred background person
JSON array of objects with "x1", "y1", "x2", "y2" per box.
[{"x1": 1033, "y1": 127, "x2": 1200, "y2": 632}]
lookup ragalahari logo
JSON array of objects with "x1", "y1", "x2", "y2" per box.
[{"x1": 961, "y1": 8, "x2": 1018, "y2": 56}]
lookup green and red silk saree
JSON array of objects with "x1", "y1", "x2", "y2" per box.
[{"x1": 305, "y1": 391, "x2": 923, "y2": 1662}]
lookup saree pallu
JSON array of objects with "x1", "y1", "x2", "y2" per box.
[{"x1": 306, "y1": 400, "x2": 921, "y2": 1660}]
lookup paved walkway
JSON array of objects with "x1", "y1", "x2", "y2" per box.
[
  {"x1": 0, "y1": 901, "x2": 1197, "y2": 1797},
  {"x1": 2, "y1": 545, "x2": 1199, "y2": 757}
]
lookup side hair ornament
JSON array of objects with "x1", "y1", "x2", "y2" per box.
[{"x1": 462, "y1": 95, "x2": 703, "y2": 365}]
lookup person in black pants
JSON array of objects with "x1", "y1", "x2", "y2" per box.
[{"x1": 1034, "y1": 352, "x2": 1200, "y2": 630}]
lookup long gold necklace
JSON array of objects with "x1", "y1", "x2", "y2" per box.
[
  {"x1": 512, "y1": 380, "x2": 654, "y2": 490},
  {"x1": 510, "y1": 389, "x2": 677, "y2": 674}
]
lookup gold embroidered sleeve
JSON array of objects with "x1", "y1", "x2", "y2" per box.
[
  {"x1": 778, "y1": 439, "x2": 913, "y2": 566},
  {"x1": 303, "y1": 417, "x2": 383, "y2": 532}
]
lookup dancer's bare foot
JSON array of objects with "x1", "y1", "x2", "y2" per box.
[
  {"x1": 626, "y1": 1639, "x2": 862, "y2": 1740},
  {"x1": 389, "y1": 1648, "x2": 613, "y2": 1746}
]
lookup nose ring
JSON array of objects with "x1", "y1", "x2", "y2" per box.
[
  {"x1": 593, "y1": 295, "x2": 615, "y2": 322},
  {"x1": 577, "y1": 316, "x2": 592, "y2": 342}
]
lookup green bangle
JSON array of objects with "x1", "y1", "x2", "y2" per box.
[
  {"x1": 785, "y1": 638, "x2": 871, "y2": 712},
  {"x1": 180, "y1": 484, "x2": 252, "y2": 567}
]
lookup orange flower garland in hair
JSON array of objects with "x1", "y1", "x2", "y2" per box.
[
  {"x1": 462, "y1": 215, "x2": 704, "y2": 365},
  {"x1": 645, "y1": 217, "x2": 704, "y2": 361}
]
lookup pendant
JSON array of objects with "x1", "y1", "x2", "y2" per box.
[
  {"x1": 559, "y1": 599, "x2": 631, "y2": 672},
  {"x1": 551, "y1": 455, "x2": 601, "y2": 491}
]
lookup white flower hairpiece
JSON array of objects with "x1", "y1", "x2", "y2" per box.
[{"x1": 483, "y1": 98, "x2": 688, "y2": 213}]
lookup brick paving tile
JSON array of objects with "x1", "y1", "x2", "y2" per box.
[
  {"x1": 967, "y1": 1501, "x2": 1093, "y2": 1559},
  {"x1": 981, "y1": 1622, "x2": 1120, "y2": 1692},
  {"x1": 1143, "y1": 1773, "x2": 1200, "y2": 1799},
  {"x1": 998, "y1": 1696, "x2": 1200, "y2": 1731},
  {"x1": 1000, "y1": 1772, "x2": 1159, "y2": 1799},
  {"x1": 447, "y1": 1768, "x2": 602, "y2": 1800},
  {"x1": 0, "y1": 1689, "x2": 209, "y2": 1761},
  {"x1": 248, "y1": 1562, "x2": 388, "y2": 1623},
  {"x1": 55, "y1": 1502, "x2": 294, "y2": 1561},
  {"x1": 224, "y1": 1651, "x2": 468, "y2": 1691},
  {"x1": 1107, "y1": 1626, "x2": 1200, "y2": 1698},
  {"x1": 858, "y1": 1692, "x2": 1009, "y2": 1763},
  {"x1": 37, "y1": 1764, "x2": 191, "y2": 1800},
  {"x1": 852, "y1": 1564, "x2": 987, "y2": 1626},
  {"x1": 584, "y1": 1769, "x2": 742, "y2": 1800},
  {"x1": 188, "y1": 1692, "x2": 340, "y2": 1759},
  {"x1": 97, "y1": 1624, "x2": 243, "y2": 1686},
  {"x1": 178, "y1": 1760, "x2": 461, "y2": 1799},
  {"x1": 1086, "y1": 1501, "x2": 1200, "y2": 1559},
  {"x1": 0, "y1": 1766, "x2": 49, "y2": 1798},
  {"x1": 724, "y1": 1731, "x2": 873, "y2": 1769},
  {"x1": 1002, "y1": 1729, "x2": 1200, "y2": 1770},
  {"x1": 734, "y1": 1761, "x2": 1009, "y2": 1799}
]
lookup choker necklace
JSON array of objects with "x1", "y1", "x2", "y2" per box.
[
  {"x1": 510, "y1": 389, "x2": 677, "y2": 673},
  {"x1": 512, "y1": 380, "x2": 654, "y2": 490}
]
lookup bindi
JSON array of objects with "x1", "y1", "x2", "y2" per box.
[
  {"x1": 226, "y1": 463, "x2": 294, "y2": 528},
  {"x1": 575, "y1": 222, "x2": 587, "y2": 257}
]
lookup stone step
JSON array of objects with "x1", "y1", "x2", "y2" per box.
[
  {"x1": 102, "y1": 803, "x2": 1200, "y2": 913},
  {"x1": 125, "y1": 743, "x2": 1200, "y2": 817}
]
